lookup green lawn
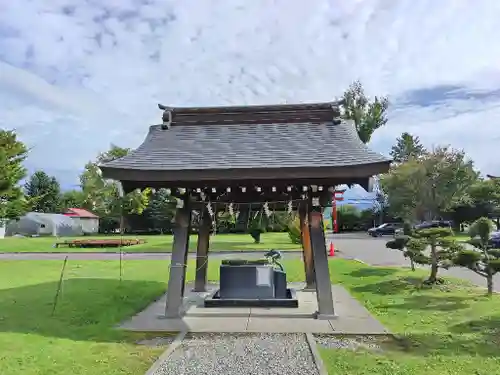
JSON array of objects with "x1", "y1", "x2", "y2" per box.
[
  {"x1": 0, "y1": 232, "x2": 300, "y2": 253},
  {"x1": 451, "y1": 232, "x2": 470, "y2": 242},
  {"x1": 1, "y1": 258, "x2": 499, "y2": 375},
  {"x1": 322, "y1": 260, "x2": 500, "y2": 374},
  {"x1": 0, "y1": 260, "x2": 170, "y2": 375}
]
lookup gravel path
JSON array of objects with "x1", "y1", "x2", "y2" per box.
[{"x1": 152, "y1": 333, "x2": 319, "y2": 375}]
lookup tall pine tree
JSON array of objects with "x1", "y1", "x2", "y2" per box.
[
  {"x1": 0, "y1": 130, "x2": 29, "y2": 220},
  {"x1": 146, "y1": 188, "x2": 176, "y2": 233},
  {"x1": 24, "y1": 171, "x2": 62, "y2": 213},
  {"x1": 390, "y1": 132, "x2": 426, "y2": 163}
]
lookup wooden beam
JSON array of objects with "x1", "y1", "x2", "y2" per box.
[
  {"x1": 194, "y1": 208, "x2": 211, "y2": 292},
  {"x1": 164, "y1": 198, "x2": 192, "y2": 318},
  {"x1": 299, "y1": 203, "x2": 315, "y2": 291},
  {"x1": 105, "y1": 163, "x2": 389, "y2": 187},
  {"x1": 309, "y1": 206, "x2": 336, "y2": 320}
]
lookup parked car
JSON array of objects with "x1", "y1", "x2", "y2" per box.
[
  {"x1": 394, "y1": 220, "x2": 452, "y2": 236},
  {"x1": 489, "y1": 231, "x2": 500, "y2": 248},
  {"x1": 414, "y1": 220, "x2": 452, "y2": 230},
  {"x1": 367, "y1": 223, "x2": 402, "y2": 237}
]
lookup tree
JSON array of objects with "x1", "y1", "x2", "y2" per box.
[
  {"x1": 453, "y1": 217, "x2": 500, "y2": 295},
  {"x1": 216, "y1": 210, "x2": 236, "y2": 234},
  {"x1": 267, "y1": 211, "x2": 290, "y2": 232},
  {"x1": 24, "y1": 171, "x2": 61, "y2": 213},
  {"x1": 381, "y1": 147, "x2": 478, "y2": 284},
  {"x1": 80, "y1": 145, "x2": 150, "y2": 232},
  {"x1": 388, "y1": 225, "x2": 463, "y2": 283},
  {"x1": 248, "y1": 207, "x2": 268, "y2": 244},
  {"x1": 359, "y1": 208, "x2": 377, "y2": 230},
  {"x1": 380, "y1": 146, "x2": 478, "y2": 222},
  {"x1": 336, "y1": 204, "x2": 360, "y2": 231},
  {"x1": 446, "y1": 178, "x2": 500, "y2": 231},
  {"x1": 379, "y1": 161, "x2": 422, "y2": 222},
  {"x1": 413, "y1": 227, "x2": 464, "y2": 284},
  {"x1": 390, "y1": 132, "x2": 426, "y2": 163},
  {"x1": 386, "y1": 223, "x2": 426, "y2": 271},
  {"x1": 60, "y1": 190, "x2": 85, "y2": 211},
  {"x1": 80, "y1": 145, "x2": 130, "y2": 215},
  {"x1": 287, "y1": 215, "x2": 301, "y2": 244},
  {"x1": 374, "y1": 189, "x2": 390, "y2": 225},
  {"x1": 145, "y1": 188, "x2": 176, "y2": 233},
  {"x1": 0, "y1": 130, "x2": 29, "y2": 220},
  {"x1": 341, "y1": 80, "x2": 389, "y2": 143}
]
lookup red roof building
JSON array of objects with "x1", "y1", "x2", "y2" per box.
[
  {"x1": 63, "y1": 208, "x2": 99, "y2": 219},
  {"x1": 63, "y1": 208, "x2": 99, "y2": 234}
]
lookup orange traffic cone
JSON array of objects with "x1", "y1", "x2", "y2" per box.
[{"x1": 329, "y1": 242, "x2": 335, "y2": 257}]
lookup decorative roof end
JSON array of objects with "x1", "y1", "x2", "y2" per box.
[{"x1": 161, "y1": 108, "x2": 172, "y2": 130}]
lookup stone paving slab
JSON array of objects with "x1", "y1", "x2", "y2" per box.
[{"x1": 119, "y1": 282, "x2": 388, "y2": 335}]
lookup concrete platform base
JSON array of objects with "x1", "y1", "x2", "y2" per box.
[
  {"x1": 204, "y1": 288, "x2": 299, "y2": 308},
  {"x1": 118, "y1": 282, "x2": 389, "y2": 334}
]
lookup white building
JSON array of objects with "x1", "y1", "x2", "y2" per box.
[
  {"x1": 63, "y1": 208, "x2": 99, "y2": 234},
  {"x1": 5, "y1": 212, "x2": 83, "y2": 237}
]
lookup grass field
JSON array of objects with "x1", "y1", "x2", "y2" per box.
[
  {"x1": 322, "y1": 261, "x2": 500, "y2": 375},
  {"x1": 452, "y1": 232, "x2": 470, "y2": 241},
  {"x1": 0, "y1": 232, "x2": 300, "y2": 253},
  {"x1": 0, "y1": 258, "x2": 499, "y2": 374}
]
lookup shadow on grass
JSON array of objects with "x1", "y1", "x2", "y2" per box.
[
  {"x1": 451, "y1": 316, "x2": 500, "y2": 336},
  {"x1": 379, "y1": 294, "x2": 471, "y2": 311},
  {"x1": 348, "y1": 267, "x2": 399, "y2": 278},
  {"x1": 390, "y1": 330, "x2": 500, "y2": 357},
  {"x1": 351, "y1": 276, "x2": 425, "y2": 295},
  {"x1": 0, "y1": 278, "x2": 183, "y2": 343}
]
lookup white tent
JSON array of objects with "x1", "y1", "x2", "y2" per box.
[
  {"x1": 5, "y1": 212, "x2": 83, "y2": 237},
  {"x1": 0, "y1": 220, "x2": 5, "y2": 239}
]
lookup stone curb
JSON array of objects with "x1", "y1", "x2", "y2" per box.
[
  {"x1": 144, "y1": 330, "x2": 188, "y2": 375},
  {"x1": 305, "y1": 333, "x2": 329, "y2": 375},
  {"x1": 353, "y1": 258, "x2": 368, "y2": 265}
]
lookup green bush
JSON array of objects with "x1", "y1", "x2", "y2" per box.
[
  {"x1": 287, "y1": 216, "x2": 302, "y2": 244},
  {"x1": 337, "y1": 204, "x2": 360, "y2": 231},
  {"x1": 386, "y1": 236, "x2": 408, "y2": 250}
]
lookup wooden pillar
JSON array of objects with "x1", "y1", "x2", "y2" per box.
[
  {"x1": 299, "y1": 204, "x2": 316, "y2": 291},
  {"x1": 165, "y1": 198, "x2": 192, "y2": 318},
  {"x1": 309, "y1": 204, "x2": 336, "y2": 320},
  {"x1": 194, "y1": 208, "x2": 211, "y2": 292}
]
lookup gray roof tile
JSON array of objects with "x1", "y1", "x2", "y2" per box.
[{"x1": 101, "y1": 119, "x2": 390, "y2": 171}]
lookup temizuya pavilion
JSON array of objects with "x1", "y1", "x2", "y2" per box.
[{"x1": 99, "y1": 101, "x2": 391, "y2": 320}]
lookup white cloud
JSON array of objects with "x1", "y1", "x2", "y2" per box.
[{"x1": 1, "y1": 0, "x2": 500, "y2": 188}]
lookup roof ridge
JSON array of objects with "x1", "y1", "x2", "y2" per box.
[
  {"x1": 158, "y1": 100, "x2": 344, "y2": 113},
  {"x1": 158, "y1": 101, "x2": 344, "y2": 128}
]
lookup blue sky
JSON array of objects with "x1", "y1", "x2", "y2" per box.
[{"x1": 1, "y1": 0, "x2": 500, "y2": 198}]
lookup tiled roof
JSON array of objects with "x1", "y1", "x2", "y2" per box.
[
  {"x1": 100, "y1": 102, "x2": 390, "y2": 172},
  {"x1": 63, "y1": 208, "x2": 99, "y2": 218}
]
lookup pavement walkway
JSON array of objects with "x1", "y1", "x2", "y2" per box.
[
  {"x1": 139, "y1": 281, "x2": 387, "y2": 375},
  {"x1": 120, "y1": 282, "x2": 388, "y2": 334}
]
